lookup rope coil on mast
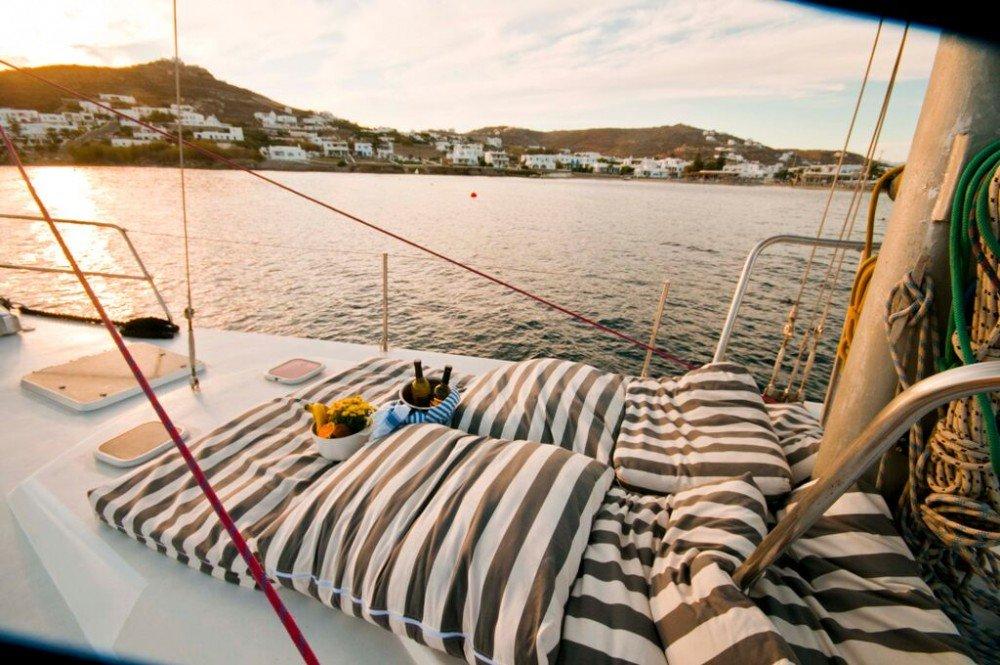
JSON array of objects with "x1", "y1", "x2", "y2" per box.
[{"x1": 172, "y1": 0, "x2": 199, "y2": 391}]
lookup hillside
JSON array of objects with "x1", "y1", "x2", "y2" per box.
[
  {"x1": 0, "y1": 60, "x2": 306, "y2": 125},
  {"x1": 466, "y1": 125, "x2": 862, "y2": 164},
  {"x1": 1, "y1": 60, "x2": 863, "y2": 166}
]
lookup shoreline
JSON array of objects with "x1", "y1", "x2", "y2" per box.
[{"x1": 7, "y1": 158, "x2": 862, "y2": 190}]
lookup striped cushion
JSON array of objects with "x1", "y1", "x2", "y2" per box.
[
  {"x1": 764, "y1": 402, "x2": 822, "y2": 486},
  {"x1": 259, "y1": 423, "x2": 613, "y2": 665},
  {"x1": 87, "y1": 357, "x2": 464, "y2": 586},
  {"x1": 613, "y1": 363, "x2": 792, "y2": 498},
  {"x1": 649, "y1": 475, "x2": 797, "y2": 664},
  {"x1": 452, "y1": 358, "x2": 626, "y2": 464},
  {"x1": 559, "y1": 487, "x2": 670, "y2": 665},
  {"x1": 750, "y1": 483, "x2": 972, "y2": 664}
]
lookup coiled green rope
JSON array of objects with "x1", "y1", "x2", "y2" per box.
[{"x1": 945, "y1": 138, "x2": 1000, "y2": 479}]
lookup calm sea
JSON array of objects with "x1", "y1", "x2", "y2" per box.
[{"x1": 0, "y1": 166, "x2": 885, "y2": 398}]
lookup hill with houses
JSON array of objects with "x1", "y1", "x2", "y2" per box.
[{"x1": 0, "y1": 60, "x2": 867, "y2": 180}]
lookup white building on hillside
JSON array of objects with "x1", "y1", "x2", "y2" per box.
[
  {"x1": 434, "y1": 139, "x2": 451, "y2": 152},
  {"x1": 521, "y1": 154, "x2": 558, "y2": 170},
  {"x1": 260, "y1": 145, "x2": 308, "y2": 161},
  {"x1": 254, "y1": 110, "x2": 298, "y2": 128},
  {"x1": 485, "y1": 136, "x2": 502, "y2": 149},
  {"x1": 354, "y1": 141, "x2": 373, "y2": 157},
  {"x1": 99, "y1": 93, "x2": 137, "y2": 105},
  {"x1": 377, "y1": 142, "x2": 395, "y2": 160},
  {"x1": 0, "y1": 108, "x2": 41, "y2": 126},
  {"x1": 450, "y1": 143, "x2": 483, "y2": 166},
  {"x1": 193, "y1": 126, "x2": 244, "y2": 142},
  {"x1": 319, "y1": 140, "x2": 350, "y2": 157},
  {"x1": 569, "y1": 152, "x2": 602, "y2": 169},
  {"x1": 484, "y1": 151, "x2": 509, "y2": 169}
]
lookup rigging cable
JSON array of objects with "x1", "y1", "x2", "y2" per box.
[
  {"x1": 785, "y1": 24, "x2": 908, "y2": 401},
  {"x1": 172, "y1": 0, "x2": 199, "y2": 390},
  {"x1": 0, "y1": 56, "x2": 697, "y2": 371},
  {"x1": 0, "y1": 123, "x2": 319, "y2": 665},
  {"x1": 763, "y1": 18, "x2": 883, "y2": 397}
]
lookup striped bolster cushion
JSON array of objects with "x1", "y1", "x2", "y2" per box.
[
  {"x1": 649, "y1": 475, "x2": 796, "y2": 664},
  {"x1": 558, "y1": 487, "x2": 670, "y2": 665},
  {"x1": 750, "y1": 483, "x2": 973, "y2": 664},
  {"x1": 764, "y1": 402, "x2": 822, "y2": 487},
  {"x1": 613, "y1": 363, "x2": 792, "y2": 499},
  {"x1": 452, "y1": 358, "x2": 626, "y2": 464},
  {"x1": 258, "y1": 423, "x2": 613, "y2": 665},
  {"x1": 87, "y1": 357, "x2": 464, "y2": 586}
]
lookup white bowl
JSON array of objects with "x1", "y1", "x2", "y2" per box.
[{"x1": 311, "y1": 423, "x2": 371, "y2": 461}]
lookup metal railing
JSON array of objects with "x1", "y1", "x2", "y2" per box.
[
  {"x1": 0, "y1": 213, "x2": 172, "y2": 322},
  {"x1": 713, "y1": 234, "x2": 872, "y2": 364},
  {"x1": 733, "y1": 361, "x2": 1000, "y2": 589}
]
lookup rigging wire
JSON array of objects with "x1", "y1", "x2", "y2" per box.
[
  {"x1": 0, "y1": 57, "x2": 697, "y2": 371},
  {"x1": 0, "y1": 122, "x2": 319, "y2": 665},
  {"x1": 783, "y1": 24, "x2": 908, "y2": 401},
  {"x1": 172, "y1": 0, "x2": 199, "y2": 391},
  {"x1": 763, "y1": 18, "x2": 884, "y2": 398}
]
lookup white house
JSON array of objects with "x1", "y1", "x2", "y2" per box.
[
  {"x1": 99, "y1": 93, "x2": 137, "y2": 105},
  {"x1": 434, "y1": 139, "x2": 451, "y2": 152},
  {"x1": 485, "y1": 136, "x2": 502, "y2": 149},
  {"x1": 450, "y1": 144, "x2": 483, "y2": 166},
  {"x1": 354, "y1": 142, "x2": 373, "y2": 157},
  {"x1": 723, "y1": 161, "x2": 766, "y2": 179},
  {"x1": 520, "y1": 154, "x2": 558, "y2": 170},
  {"x1": 319, "y1": 140, "x2": 350, "y2": 157},
  {"x1": 193, "y1": 125, "x2": 244, "y2": 142},
  {"x1": 569, "y1": 152, "x2": 602, "y2": 169},
  {"x1": 260, "y1": 145, "x2": 309, "y2": 161},
  {"x1": 302, "y1": 115, "x2": 328, "y2": 127},
  {"x1": 254, "y1": 110, "x2": 298, "y2": 128},
  {"x1": 377, "y1": 141, "x2": 394, "y2": 160},
  {"x1": 484, "y1": 151, "x2": 509, "y2": 169},
  {"x1": 0, "y1": 108, "x2": 41, "y2": 126}
]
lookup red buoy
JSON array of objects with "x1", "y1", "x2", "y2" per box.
[{"x1": 470, "y1": 191, "x2": 477, "y2": 198}]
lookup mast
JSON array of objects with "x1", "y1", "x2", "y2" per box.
[{"x1": 817, "y1": 34, "x2": 1000, "y2": 476}]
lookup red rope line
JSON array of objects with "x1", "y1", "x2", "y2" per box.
[
  {"x1": 0, "y1": 57, "x2": 696, "y2": 371},
  {"x1": 0, "y1": 123, "x2": 320, "y2": 665}
]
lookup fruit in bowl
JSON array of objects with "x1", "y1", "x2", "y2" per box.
[{"x1": 306, "y1": 395, "x2": 376, "y2": 461}]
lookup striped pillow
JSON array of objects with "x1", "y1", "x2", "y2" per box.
[
  {"x1": 764, "y1": 402, "x2": 822, "y2": 486},
  {"x1": 258, "y1": 423, "x2": 613, "y2": 665},
  {"x1": 750, "y1": 482, "x2": 972, "y2": 663},
  {"x1": 613, "y1": 363, "x2": 792, "y2": 499},
  {"x1": 452, "y1": 358, "x2": 626, "y2": 464},
  {"x1": 559, "y1": 486, "x2": 670, "y2": 665},
  {"x1": 87, "y1": 357, "x2": 461, "y2": 586},
  {"x1": 649, "y1": 476, "x2": 796, "y2": 664}
]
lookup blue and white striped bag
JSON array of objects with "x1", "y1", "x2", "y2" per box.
[{"x1": 370, "y1": 388, "x2": 461, "y2": 440}]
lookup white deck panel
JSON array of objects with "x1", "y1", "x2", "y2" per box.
[{"x1": 1, "y1": 314, "x2": 510, "y2": 662}]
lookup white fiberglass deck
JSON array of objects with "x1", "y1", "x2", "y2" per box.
[{"x1": 1, "y1": 314, "x2": 509, "y2": 663}]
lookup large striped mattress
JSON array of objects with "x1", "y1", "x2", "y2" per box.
[{"x1": 88, "y1": 357, "x2": 972, "y2": 664}]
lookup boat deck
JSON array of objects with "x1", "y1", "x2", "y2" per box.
[{"x1": 1, "y1": 314, "x2": 508, "y2": 662}]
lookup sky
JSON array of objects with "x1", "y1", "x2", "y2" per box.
[{"x1": 1, "y1": 0, "x2": 939, "y2": 160}]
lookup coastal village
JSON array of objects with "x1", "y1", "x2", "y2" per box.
[{"x1": 0, "y1": 92, "x2": 868, "y2": 183}]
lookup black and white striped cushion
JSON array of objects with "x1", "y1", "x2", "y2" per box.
[
  {"x1": 87, "y1": 357, "x2": 462, "y2": 586},
  {"x1": 750, "y1": 483, "x2": 972, "y2": 664},
  {"x1": 258, "y1": 423, "x2": 613, "y2": 665},
  {"x1": 559, "y1": 487, "x2": 670, "y2": 665},
  {"x1": 613, "y1": 363, "x2": 792, "y2": 499},
  {"x1": 452, "y1": 358, "x2": 626, "y2": 464},
  {"x1": 764, "y1": 402, "x2": 822, "y2": 487},
  {"x1": 649, "y1": 476, "x2": 797, "y2": 664}
]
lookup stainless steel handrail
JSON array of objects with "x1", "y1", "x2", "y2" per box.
[
  {"x1": 733, "y1": 361, "x2": 1000, "y2": 589},
  {"x1": 713, "y1": 234, "x2": 872, "y2": 363},
  {"x1": 0, "y1": 212, "x2": 173, "y2": 321}
]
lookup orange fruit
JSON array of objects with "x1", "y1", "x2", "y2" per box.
[{"x1": 316, "y1": 423, "x2": 335, "y2": 438}]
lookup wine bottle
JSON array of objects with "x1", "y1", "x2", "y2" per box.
[
  {"x1": 433, "y1": 365, "x2": 452, "y2": 402},
  {"x1": 410, "y1": 360, "x2": 431, "y2": 407}
]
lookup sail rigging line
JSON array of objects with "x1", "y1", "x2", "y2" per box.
[
  {"x1": 172, "y1": 0, "x2": 199, "y2": 391},
  {"x1": 0, "y1": 124, "x2": 319, "y2": 665},
  {"x1": 783, "y1": 23, "x2": 909, "y2": 401},
  {"x1": 0, "y1": 57, "x2": 697, "y2": 372},
  {"x1": 763, "y1": 18, "x2": 884, "y2": 397}
]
